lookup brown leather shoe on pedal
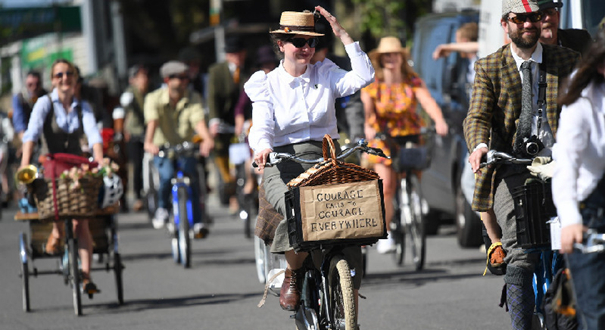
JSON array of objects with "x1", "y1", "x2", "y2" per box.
[
  {"x1": 44, "y1": 234, "x2": 62, "y2": 255},
  {"x1": 489, "y1": 244, "x2": 506, "y2": 267},
  {"x1": 279, "y1": 268, "x2": 303, "y2": 311},
  {"x1": 82, "y1": 277, "x2": 101, "y2": 295}
]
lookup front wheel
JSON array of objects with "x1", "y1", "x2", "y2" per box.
[
  {"x1": 177, "y1": 187, "x2": 191, "y2": 269},
  {"x1": 19, "y1": 233, "x2": 30, "y2": 312},
  {"x1": 68, "y1": 238, "x2": 82, "y2": 316},
  {"x1": 404, "y1": 174, "x2": 426, "y2": 271},
  {"x1": 328, "y1": 256, "x2": 357, "y2": 330},
  {"x1": 113, "y1": 252, "x2": 124, "y2": 305},
  {"x1": 254, "y1": 231, "x2": 267, "y2": 284}
]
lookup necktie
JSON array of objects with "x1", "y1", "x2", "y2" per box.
[
  {"x1": 233, "y1": 67, "x2": 240, "y2": 84},
  {"x1": 514, "y1": 61, "x2": 533, "y2": 155}
]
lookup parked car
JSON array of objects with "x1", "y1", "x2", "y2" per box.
[{"x1": 410, "y1": 10, "x2": 484, "y2": 247}]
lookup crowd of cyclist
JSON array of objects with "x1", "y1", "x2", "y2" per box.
[{"x1": 4, "y1": 0, "x2": 605, "y2": 329}]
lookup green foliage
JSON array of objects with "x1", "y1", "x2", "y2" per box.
[{"x1": 348, "y1": 0, "x2": 430, "y2": 40}]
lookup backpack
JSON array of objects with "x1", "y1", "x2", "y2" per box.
[{"x1": 543, "y1": 268, "x2": 578, "y2": 330}]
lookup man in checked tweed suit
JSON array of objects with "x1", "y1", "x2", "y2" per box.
[{"x1": 463, "y1": 0, "x2": 579, "y2": 329}]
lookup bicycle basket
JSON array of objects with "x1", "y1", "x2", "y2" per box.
[
  {"x1": 512, "y1": 179, "x2": 557, "y2": 249},
  {"x1": 393, "y1": 145, "x2": 431, "y2": 172},
  {"x1": 285, "y1": 135, "x2": 387, "y2": 252},
  {"x1": 33, "y1": 176, "x2": 103, "y2": 220}
]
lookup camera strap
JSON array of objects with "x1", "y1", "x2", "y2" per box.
[{"x1": 536, "y1": 62, "x2": 547, "y2": 133}]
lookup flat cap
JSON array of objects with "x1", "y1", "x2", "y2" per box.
[
  {"x1": 502, "y1": 0, "x2": 539, "y2": 15},
  {"x1": 160, "y1": 61, "x2": 188, "y2": 78},
  {"x1": 537, "y1": 0, "x2": 563, "y2": 10}
]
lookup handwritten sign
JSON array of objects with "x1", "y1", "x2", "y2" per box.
[{"x1": 299, "y1": 180, "x2": 385, "y2": 242}]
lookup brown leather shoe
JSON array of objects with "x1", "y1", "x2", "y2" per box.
[
  {"x1": 490, "y1": 245, "x2": 506, "y2": 267},
  {"x1": 279, "y1": 268, "x2": 304, "y2": 311}
]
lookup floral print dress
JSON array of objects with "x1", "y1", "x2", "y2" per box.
[{"x1": 364, "y1": 76, "x2": 424, "y2": 165}]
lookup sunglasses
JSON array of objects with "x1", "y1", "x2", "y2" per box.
[
  {"x1": 288, "y1": 37, "x2": 318, "y2": 48},
  {"x1": 507, "y1": 12, "x2": 543, "y2": 24},
  {"x1": 168, "y1": 74, "x2": 188, "y2": 80},
  {"x1": 53, "y1": 71, "x2": 74, "y2": 79}
]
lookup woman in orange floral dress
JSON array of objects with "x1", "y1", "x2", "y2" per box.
[{"x1": 361, "y1": 36, "x2": 448, "y2": 253}]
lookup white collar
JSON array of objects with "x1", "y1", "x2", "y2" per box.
[
  {"x1": 277, "y1": 61, "x2": 311, "y2": 86},
  {"x1": 511, "y1": 42, "x2": 543, "y2": 71}
]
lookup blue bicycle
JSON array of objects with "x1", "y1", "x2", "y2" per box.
[
  {"x1": 157, "y1": 142, "x2": 206, "y2": 269},
  {"x1": 481, "y1": 150, "x2": 563, "y2": 329}
]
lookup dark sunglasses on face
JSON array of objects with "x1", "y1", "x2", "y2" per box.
[
  {"x1": 168, "y1": 74, "x2": 188, "y2": 80},
  {"x1": 288, "y1": 37, "x2": 318, "y2": 48},
  {"x1": 507, "y1": 12, "x2": 543, "y2": 24},
  {"x1": 53, "y1": 71, "x2": 74, "y2": 79}
]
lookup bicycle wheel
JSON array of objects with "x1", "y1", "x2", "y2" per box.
[
  {"x1": 145, "y1": 160, "x2": 159, "y2": 222},
  {"x1": 68, "y1": 238, "x2": 82, "y2": 315},
  {"x1": 328, "y1": 256, "x2": 357, "y2": 330},
  {"x1": 253, "y1": 228, "x2": 267, "y2": 284},
  {"x1": 393, "y1": 182, "x2": 406, "y2": 266},
  {"x1": 406, "y1": 173, "x2": 426, "y2": 271},
  {"x1": 19, "y1": 232, "x2": 30, "y2": 312},
  {"x1": 113, "y1": 252, "x2": 124, "y2": 305},
  {"x1": 177, "y1": 186, "x2": 191, "y2": 268}
]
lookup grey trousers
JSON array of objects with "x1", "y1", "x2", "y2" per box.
[
  {"x1": 262, "y1": 140, "x2": 363, "y2": 289},
  {"x1": 493, "y1": 169, "x2": 539, "y2": 283}
]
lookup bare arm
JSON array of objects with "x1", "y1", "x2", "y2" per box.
[
  {"x1": 361, "y1": 90, "x2": 377, "y2": 140},
  {"x1": 195, "y1": 120, "x2": 214, "y2": 157},
  {"x1": 433, "y1": 42, "x2": 479, "y2": 60},
  {"x1": 414, "y1": 83, "x2": 448, "y2": 136},
  {"x1": 144, "y1": 120, "x2": 159, "y2": 155},
  {"x1": 20, "y1": 141, "x2": 35, "y2": 168}
]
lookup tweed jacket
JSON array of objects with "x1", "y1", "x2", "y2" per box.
[
  {"x1": 463, "y1": 43, "x2": 579, "y2": 211},
  {"x1": 207, "y1": 61, "x2": 247, "y2": 126}
]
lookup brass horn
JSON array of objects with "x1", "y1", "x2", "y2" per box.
[{"x1": 16, "y1": 165, "x2": 38, "y2": 185}]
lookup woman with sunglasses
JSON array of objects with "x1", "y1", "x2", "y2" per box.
[
  {"x1": 19, "y1": 58, "x2": 104, "y2": 295},
  {"x1": 247, "y1": 6, "x2": 374, "y2": 312}
]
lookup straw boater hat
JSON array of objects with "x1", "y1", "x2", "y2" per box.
[
  {"x1": 368, "y1": 36, "x2": 409, "y2": 65},
  {"x1": 270, "y1": 11, "x2": 324, "y2": 37}
]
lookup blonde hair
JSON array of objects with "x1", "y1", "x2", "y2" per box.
[
  {"x1": 370, "y1": 48, "x2": 417, "y2": 82},
  {"x1": 50, "y1": 59, "x2": 79, "y2": 81}
]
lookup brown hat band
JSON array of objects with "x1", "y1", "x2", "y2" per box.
[{"x1": 280, "y1": 25, "x2": 315, "y2": 33}]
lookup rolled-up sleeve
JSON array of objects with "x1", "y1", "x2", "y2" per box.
[
  {"x1": 81, "y1": 101, "x2": 102, "y2": 147},
  {"x1": 332, "y1": 42, "x2": 375, "y2": 98},
  {"x1": 246, "y1": 71, "x2": 274, "y2": 153},
  {"x1": 22, "y1": 95, "x2": 51, "y2": 144}
]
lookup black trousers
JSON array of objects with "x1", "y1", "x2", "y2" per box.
[{"x1": 127, "y1": 138, "x2": 144, "y2": 200}]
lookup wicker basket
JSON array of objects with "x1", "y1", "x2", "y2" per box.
[
  {"x1": 285, "y1": 135, "x2": 387, "y2": 251},
  {"x1": 32, "y1": 176, "x2": 103, "y2": 220}
]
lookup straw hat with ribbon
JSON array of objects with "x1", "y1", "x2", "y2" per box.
[
  {"x1": 368, "y1": 36, "x2": 410, "y2": 67},
  {"x1": 270, "y1": 11, "x2": 324, "y2": 37}
]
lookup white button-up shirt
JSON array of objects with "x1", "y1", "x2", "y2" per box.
[
  {"x1": 552, "y1": 80, "x2": 605, "y2": 228},
  {"x1": 245, "y1": 42, "x2": 374, "y2": 153}
]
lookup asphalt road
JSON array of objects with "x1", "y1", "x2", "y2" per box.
[{"x1": 0, "y1": 193, "x2": 511, "y2": 330}]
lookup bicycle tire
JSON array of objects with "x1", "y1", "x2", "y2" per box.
[
  {"x1": 253, "y1": 229, "x2": 267, "y2": 284},
  {"x1": 393, "y1": 185, "x2": 406, "y2": 266},
  {"x1": 146, "y1": 162, "x2": 159, "y2": 222},
  {"x1": 177, "y1": 186, "x2": 191, "y2": 268},
  {"x1": 69, "y1": 238, "x2": 82, "y2": 316},
  {"x1": 328, "y1": 256, "x2": 357, "y2": 330},
  {"x1": 114, "y1": 252, "x2": 124, "y2": 305},
  {"x1": 20, "y1": 232, "x2": 30, "y2": 312},
  {"x1": 406, "y1": 173, "x2": 426, "y2": 271}
]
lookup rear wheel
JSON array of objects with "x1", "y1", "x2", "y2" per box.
[
  {"x1": 19, "y1": 233, "x2": 30, "y2": 312},
  {"x1": 393, "y1": 187, "x2": 405, "y2": 266},
  {"x1": 328, "y1": 256, "x2": 357, "y2": 330},
  {"x1": 178, "y1": 187, "x2": 191, "y2": 268},
  {"x1": 405, "y1": 174, "x2": 426, "y2": 271},
  {"x1": 68, "y1": 238, "x2": 82, "y2": 316}
]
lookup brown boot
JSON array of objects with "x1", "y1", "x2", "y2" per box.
[{"x1": 279, "y1": 268, "x2": 304, "y2": 311}]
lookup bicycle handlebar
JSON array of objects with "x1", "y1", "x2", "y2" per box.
[
  {"x1": 251, "y1": 138, "x2": 389, "y2": 168},
  {"x1": 573, "y1": 230, "x2": 605, "y2": 254},
  {"x1": 157, "y1": 142, "x2": 199, "y2": 159},
  {"x1": 479, "y1": 150, "x2": 534, "y2": 168}
]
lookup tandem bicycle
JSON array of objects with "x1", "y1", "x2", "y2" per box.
[{"x1": 255, "y1": 136, "x2": 388, "y2": 330}]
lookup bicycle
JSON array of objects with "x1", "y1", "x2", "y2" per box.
[
  {"x1": 375, "y1": 130, "x2": 434, "y2": 270},
  {"x1": 254, "y1": 137, "x2": 388, "y2": 330},
  {"x1": 156, "y1": 142, "x2": 207, "y2": 269},
  {"x1": 480, "y1": 150, "x2": 562, "y2": 329}
]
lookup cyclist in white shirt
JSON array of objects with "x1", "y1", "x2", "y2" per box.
[{"x1": 247, "y1": 7, "x2": 374, "y2": 312}]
